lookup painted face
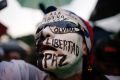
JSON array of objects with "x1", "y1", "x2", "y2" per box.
[{"x1": 35, "y1": 21, "x2": 86, "y2": 77}]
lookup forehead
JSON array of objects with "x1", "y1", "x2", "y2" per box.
[
  {"x1": 37, "y1": 9, "x2": 89, "y2": 34},
  {"x1": 35, "y1": 22, "x2": 86, "y2": 45}
]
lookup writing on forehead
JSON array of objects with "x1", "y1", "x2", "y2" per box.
[
  {"x1": 49, "y1": 26, "x2": 80, "y2": 34},
  {"x1": 43, "y1": 11, "x2": 67, "y2": 23},
  {"x1": 67, "y1": 12, "x2": 79, "y2": 21}
]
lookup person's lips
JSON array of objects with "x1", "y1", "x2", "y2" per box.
[{"x1": 39, "y1": 44, "x2": 57, "y2": 52}]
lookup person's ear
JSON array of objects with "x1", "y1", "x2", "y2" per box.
[{"x1": 82, "y1": 42, "x2": 87, "y2": 55}]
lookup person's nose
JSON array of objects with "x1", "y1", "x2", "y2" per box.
[{"x1": 42, "y1": 27, "x2": 55, "y2": 38}]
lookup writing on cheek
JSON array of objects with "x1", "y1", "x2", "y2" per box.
[
  {"x1": 43, "y1": 53, "x2": 68, "y2": 69},
  {"x1": 46, "y1": 38, "x2": 80, "y2": 57}
]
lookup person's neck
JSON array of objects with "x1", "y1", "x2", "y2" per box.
[{"x1": 49, "y1": 73, "x2": 82, "y2": 80}]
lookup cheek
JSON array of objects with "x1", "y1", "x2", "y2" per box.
[
  {"x1": 55, "y1": 33, "x2": 83, "y2": 53},
  {"x1": 40, "y1": 33, "x2": 83, "y2": 69},
  {"x1": 54, "y1": 33, "x2": 83, "y2": 63}
]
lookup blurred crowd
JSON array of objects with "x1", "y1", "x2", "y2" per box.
[
  {"x1": 89, "y1": 0, "x2": 120, "y2": 79},
  {"x1": 0, "y1": 0, "x2": 120, "y2": 80}
]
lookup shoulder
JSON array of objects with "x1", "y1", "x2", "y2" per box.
[
  {"x1": 27, "y1": 62, "x2": 48, "y2": 80},
  {"x1": 0, "y1": 60, "x2": 48, "y2": 80},
  {"x1": 0, "y1": 60, "x2": 23, "y2": 80}
]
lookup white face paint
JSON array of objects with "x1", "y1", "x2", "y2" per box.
[
  {"x1": 42, "y1": 27, "x2": 83, "y2": 70},
  {"x1": 35, "y1": 8, "x2": 90, "y2": 78},
  {"x1": 36, "y1": 24, "x2": 85, "y2": 78}
]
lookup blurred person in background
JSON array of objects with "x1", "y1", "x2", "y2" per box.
[
  {"x1": 0, "y1": 1, "x2": 48, "y2": 80},
  {"x1": 0, "y1": 34, "x2": 47, "y2": 80},
  {"x1": 0, "y1": 24, "x2": 48, "y2": 80},
  {"x1": 0, "y1": 38, "x2": 47, "y2": 80},
  {"x1": 88, "y1": 0, "x2": 120, "y2": 80},
  {"x1": 0, "y1": 22, "x2": 7, "y2": 61},
  {"x1": 94, "y1": 31, "x2": 120, "y2": 80},
  {"x1": 0, "y1": 22, "x2": 7, "y2": 62},
  {"x1": 0, "y1": 40, "x2": 31, "y2": 61},
  {"x1": 1, "y1": 17, "x2": 31, "y2": 61},
  {"x1": 35, "y1": 6, "x2": 94, "y2": 80}
]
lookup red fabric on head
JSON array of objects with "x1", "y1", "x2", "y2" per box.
[{"x1": 83, "y1": 20, "x2": 94, "y2": 66}]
